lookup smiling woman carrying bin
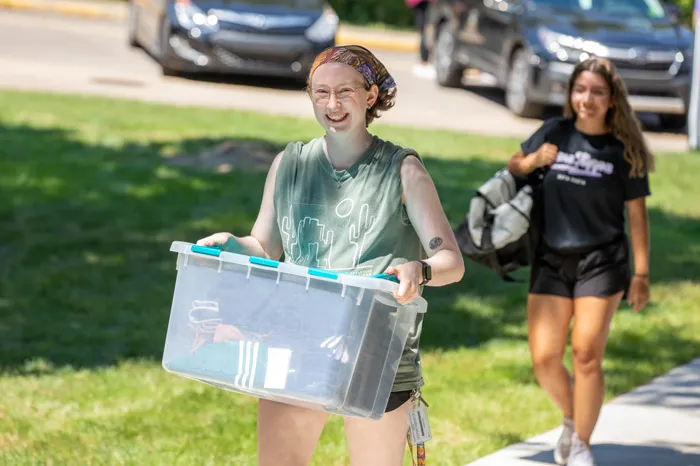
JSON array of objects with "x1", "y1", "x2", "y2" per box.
[{"x1": 197, "y1": 45, "x2": 464, "y2": 466}]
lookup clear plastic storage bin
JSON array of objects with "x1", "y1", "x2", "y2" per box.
[{"x1": 162, "y1": 241, "x2": 428, "y2": 419}]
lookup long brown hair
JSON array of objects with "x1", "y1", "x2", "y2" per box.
[{"x1": 564, "y1": 57, "x2": 654, "y2": 177}]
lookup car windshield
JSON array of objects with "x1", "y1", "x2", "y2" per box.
[
  {"x1": 218, "y1": 0, "x2": 324, "y2": 8},
  {"x1": 529, "y1": 0, "x2": 666, "y2": 18}
]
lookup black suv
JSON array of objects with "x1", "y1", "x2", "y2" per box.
[{"x1": 425, "y1": 0, "x2": 694, "y2": 128}]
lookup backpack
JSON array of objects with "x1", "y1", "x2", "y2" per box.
[
  {"x1": 453, "y1": 169, "x2": 544, "y2": 281},
  {"x1": 453, "y1": 118, "x2": 568, "y2": 281}
]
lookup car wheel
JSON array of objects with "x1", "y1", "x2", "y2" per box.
[
  {"x1": 435, "y1": 24, "x2": 464, "y2": 88},
  {"x1": 506, "y1": 48, "x2": 544, "y2": 118},
  {"x1": 159, "y1": 18, "x2": 179, "y2": 77},
  {"x1": 659, "y1": 114, "x2": 687, "y2": 131},
  {"x1": 127, "y1": 0, "x2": 139, "y2": 48}
]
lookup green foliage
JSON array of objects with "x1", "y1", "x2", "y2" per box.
[
  {"x1": 670, "y1": 0, "x2": 697, "y2": 26},
  {"x1": 329, "y1": 0, "x2": 416, "y2": 29}
]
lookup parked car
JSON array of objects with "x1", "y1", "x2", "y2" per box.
[
  {"x1": 425, "y1": 0, "x2": 694, "y2": 128},
  {"x1": 128, "y1": 0, "x2": 338, "y2": 80}
]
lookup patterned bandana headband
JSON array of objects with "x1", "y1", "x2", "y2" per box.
[{"x1": 310, "y1": 45, "x2": 397, "y2": 93}]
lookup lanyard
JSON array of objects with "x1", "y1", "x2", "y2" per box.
[{"x1": 407, "y1": 390, "x2": 430, "y2": 466}]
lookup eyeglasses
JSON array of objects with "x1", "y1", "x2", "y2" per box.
[{"x1": 311, "y1": 85, "x2": 364, "y2": 104}]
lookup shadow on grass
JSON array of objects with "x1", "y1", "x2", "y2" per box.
[
  {"x1": 0, "y1": 123, "x2": 278, "y2": 373},
  {"x1": 0, "y1": 122, "x2": 698, "y2": 378}
]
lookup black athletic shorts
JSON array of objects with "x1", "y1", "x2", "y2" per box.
[
  {"x1": 385, "y1": 390, "x2": 412, "y2": 412},
  {"x1": 530, "y1": 237, "x2": 630, "y2": 299}
]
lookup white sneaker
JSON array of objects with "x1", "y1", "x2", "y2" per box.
[
  {"x1": 554, "y1": 417, "x2": 574, "y2": 465},
  {"x1": 568, "y1": 433, "x2": 597, "y2": 466}
]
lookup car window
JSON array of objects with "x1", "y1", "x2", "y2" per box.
[{"x1": 531, "y1": 0, "x2": 666, "y2": 18}]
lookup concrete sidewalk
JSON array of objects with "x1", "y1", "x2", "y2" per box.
[
  {"x1": 0, "y1": 0, "x2": 420, "y2": 52},
  {"x1": 465, "y1": 358, "x2": 700, "y2": 466}
]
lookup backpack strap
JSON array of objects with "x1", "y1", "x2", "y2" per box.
[
  {"x1": 544, "y1": 117, "x2": 571, "y2": 146},
  {"x1": 527, "y1": 118, "x2": 571, "y2": 185}
]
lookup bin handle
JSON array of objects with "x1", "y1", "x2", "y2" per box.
[
  {"x1": 370, "y1": 273, "x2": 399, "y2": 283},
  {"x1": 249, "y1": 256, "x2": 280, "y2": 268},
  {"x1": 191, "y1": 245, "x2": 222, "y2": 257}
]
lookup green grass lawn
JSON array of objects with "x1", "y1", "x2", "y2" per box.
[{"x1": 1, "y1": 90, "x2": 699, "y2": 465}]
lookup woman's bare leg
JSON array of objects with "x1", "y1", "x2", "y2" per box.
[
  {"x1": 344, "y1": 400, "x2": 411, "y2": 466},
  {"x1": 257, "y1": 400, "x2": 330, "y2": 466},
  {"x1": 528, "y1": 294, "x2": 575, "y2": 417},
  {"x1": 571, "y1": 292, "x2": 623, "y2": 445}
]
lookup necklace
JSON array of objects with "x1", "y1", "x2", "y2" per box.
[
  {"x1": 323, "y1": 135, "x2": 373, "y2": 189},
  {"x1": 333, "y1": 169, "x2": 346, "y2": 189}
]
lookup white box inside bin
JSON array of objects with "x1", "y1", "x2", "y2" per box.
[{"x1": 162, "y1": 241, "x2": 428, "y2": 419}]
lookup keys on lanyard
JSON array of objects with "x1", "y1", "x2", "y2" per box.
[{"x1": 407, "y1": 389, "x2": 431, "y2": 466}]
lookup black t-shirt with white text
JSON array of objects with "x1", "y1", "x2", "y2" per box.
[{"x1": 520, "y1": 117, "x2": 651, "y2": 251}]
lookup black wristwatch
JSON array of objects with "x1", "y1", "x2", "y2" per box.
[{"x1": 419, "y1": 260, "x2": 432, "y2": 285}]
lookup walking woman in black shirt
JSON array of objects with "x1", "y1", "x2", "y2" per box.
[{"x1": 507, "y1": 57, "x2": 653, "y2": 466}]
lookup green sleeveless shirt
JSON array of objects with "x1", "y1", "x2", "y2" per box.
[{"x1": 273, "y1": 135, "x2": 427, "y2": 392}]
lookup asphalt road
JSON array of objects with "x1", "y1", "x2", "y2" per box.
[{"x1": 0, "y1": 9, "x2": 689, "y2": 152}]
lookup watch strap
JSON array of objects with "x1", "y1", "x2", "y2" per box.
[{"x1": 419, "y1": 260, "x2": 431, "y2": 285}]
